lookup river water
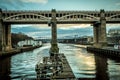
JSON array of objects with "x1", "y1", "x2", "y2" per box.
[{"x1": 0, "y1": 43, "x2": 120, "y2": 80}]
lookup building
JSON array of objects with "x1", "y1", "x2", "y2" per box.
[
  {"x1": 107, "y1": 29, "x2": 120, "y2": 45},
  {"x1": 17, "y1": 39, "x2": 42, "y2": 47}
]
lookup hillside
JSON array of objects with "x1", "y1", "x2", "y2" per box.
[{"x1": 12, "y1": 32, "x2": 33, "y2": 47}]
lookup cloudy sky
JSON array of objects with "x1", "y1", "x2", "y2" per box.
[
  {"x1": 0, "y1": 0, "x2": 120, "y2": 39},
  {"x1": 0, "y1": 0, "x2": 120, "y2": 10}
]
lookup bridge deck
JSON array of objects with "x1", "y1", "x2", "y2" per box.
[{"x1": 1, "y1": 9, "x2": 120, "y2": 24}]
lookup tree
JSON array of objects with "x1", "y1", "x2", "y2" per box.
[{"x1": 11, "y1": 33, "x2": 33, "y2": 47}]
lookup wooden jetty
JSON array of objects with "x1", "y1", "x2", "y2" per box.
[{"x1": 35, "y1": 54, "x2": 75, "y2": 80}]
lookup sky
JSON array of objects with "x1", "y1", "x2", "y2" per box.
[
  {"x1": 0, "y1": 0, "x2": 120, "y2": 10},
  {"x1": 0, "y1": 0, "x2": 120, "y2": 39}
]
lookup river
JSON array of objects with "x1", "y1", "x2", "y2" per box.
[{"x1": 0, "y1": 43, "x2": 120, "y2": 80}]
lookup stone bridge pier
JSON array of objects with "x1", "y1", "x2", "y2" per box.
[
  {"x1": 93, "y1": 9, "x2": 107, "y2": 48},
  {"x1": 0, "y1": 9, "x2": 12, "y2": 51},
  {"x1": 49, "y1": 9, "x2": 59, "y2": 56}
]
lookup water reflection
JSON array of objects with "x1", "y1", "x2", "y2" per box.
[
  {"x1": 0, "y1": 44, "x2": 120, "y2": 80},
  {"x1": 95, "y1": 55, "x2": 109, "y2": 80},
  {"x1": 59, "y1": 44, "x2": 96, "y2": 78},
  {"x1": 0, "y1": 57, "x2": 11, "y2": 80},
  {"x1": 108, "y1": 58, "x2": 120, "y2": 80}
]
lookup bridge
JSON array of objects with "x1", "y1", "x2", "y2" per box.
[{"x1": 0, "y1": 9, "x2": 120, "y2": 53}]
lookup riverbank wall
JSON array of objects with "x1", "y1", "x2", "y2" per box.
[
  {"x1": 87, "y1": 47, "x2": 120, "y2": 58},
  {"x1": 0, "y1": 45, "x2": 42, "y2": 58}
]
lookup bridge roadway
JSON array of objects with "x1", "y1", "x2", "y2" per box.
[{"x1": 0, "y1": 9, "x2": 120, "y2": 51}]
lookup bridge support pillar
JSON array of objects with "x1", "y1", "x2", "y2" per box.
[
  {"x1": 0, "y1": 20, "x2": 3, "y2": 51},
  {"x1": 0, "y1": 9, "x2": 12, "y2": 51},
  {"x1": 0, "y1": 24, "x2": 12, "y2": 51},
  {"x1": 99, "y1": 20, "x2": 107, "y2": 47},
  {"x1": 49, "y1": 9, "x2": 59, "y2": 57},
  {"x1": 93, "y1": 9, "x2": 107, "y2": 48},
  {"x1": 99, "y1": 9, "x2": 107, "y2": 47},
  {"x1": 0, "y1": 8, "x2": 4, "y2": 51},
  {"x1": 93, "y1": 23, "x2": 100, "y2": 48},
  {"x1": 5, "y1": 24, "x2": 12, "y2": 51}
]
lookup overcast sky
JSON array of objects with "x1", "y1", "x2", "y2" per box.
[
  {"x1": 0, "y1": 0, "x2": 120, "y2": 10},
  {"x1": 0, "y1": 0, "x2": 120, "y2": 39}
]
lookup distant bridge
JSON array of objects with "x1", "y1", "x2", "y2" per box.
[{"x1": 0, "y1": 9, "x2": 120, "y2": 52}]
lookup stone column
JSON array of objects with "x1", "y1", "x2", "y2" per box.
[
  {"x1": 93, "y1": 9, "x2": 107, "y2": 48},
  {"x1": 5, "y1": 24, "x2": 12, "y2": 51},
  {"x1": 93, "y1": 22, "x2": 101, "y2": 48},
  {"x1": 49, "y1": 9, "x2": 59, "y2": 57},
  {"x1": 2, "y1": 24, "x2": 6, "y2": 51},
  {"x1": 99, "y1": 9, "x2": 107, "y2": 47},
  {"x1": 0, "y1": 8, "x2": 12, "y2": 51},
  {"x1": 0, "y1": 9, "x2": 2, "y2": 51},
  {"x1": 0, "y1": 16, "x2": 2, "y2": 51},
  {"x1": 0, "y1": 8, "x2": 6, "y2": 51}
]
